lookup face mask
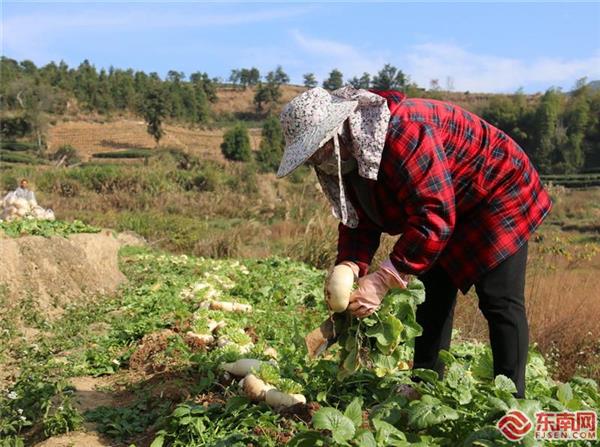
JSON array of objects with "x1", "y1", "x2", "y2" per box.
[
  {"x1": 316, "y1": 156, "x2": 357, "y2": 176},
  {"x1": 314, "y1": 133, "x2": 357, "y2": 176}
]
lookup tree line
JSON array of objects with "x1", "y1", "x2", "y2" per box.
[
  {"x1": 1, "y1": 57, "x2": 598, "y2": 174},
  {"x1": 480, "y1": 81, "x2": 600, "y2": 174}
]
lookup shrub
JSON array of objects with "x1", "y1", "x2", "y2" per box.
[
  {"x1": 0, "y1": 115, "x2": 32, "y2": 139},
  {"x1": 92, "y1": 149, "x2": 153, "y2": 159},
  {"x1": 155, "y1": 147, "x2": 200, "y2": 170},
  {"x1": 57, "y1": 178, "x2": 81, "y2": 197},
  {"x1": 50, "y1": 145, "x2": 81, "y2": 166},
  {"x1": 0, "y1": 150, "x2": 43, "y2": 164},
  {"x1": 36, "y1": 171, "x2": 81, "y2": 197},
  {"x1": 226, "y1": 162, "x2": 258, "y2": 194},
  {"x1": 0, "y1": 140, "x2": 37, "y2": 151},
  {"x1": 220, "y1": 123, "x2": 252, "y2": 161},
  {"x1": 168, "y1": 167, "x2": 220, "y2": 192},
  {"x1": 0, "y1": 172, "x2": 18, "y2": 191},
  {"x1": 256, "y1": 114, "x2": 284, "y2": 173}
]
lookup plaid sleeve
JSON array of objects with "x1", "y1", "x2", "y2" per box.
[
  {"x1": 336, "y1": 221, "x2": 382, "y2": 277},
  {"x1": 386, "y1": 121, "x2": 456, "y2": 275}
]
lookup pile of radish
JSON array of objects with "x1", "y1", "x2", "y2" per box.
[{"x1": 1, "y1": 193, "x2": 55, "y2": 223}]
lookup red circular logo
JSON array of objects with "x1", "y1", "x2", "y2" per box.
[{"x1": 497, "y1": 409, "x2": 533, "y2": 441}]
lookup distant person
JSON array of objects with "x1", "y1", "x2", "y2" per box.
[
  {"x1": 14, "y1": 178, "x2": 36, "y2": 203},
  {"x1": 276, "y1": 87, "x2": 552, "y2": 398}
]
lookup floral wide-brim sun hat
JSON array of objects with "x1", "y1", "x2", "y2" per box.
[{"x1": 276, "y1": 87, "x2": 358, "y2": 178}]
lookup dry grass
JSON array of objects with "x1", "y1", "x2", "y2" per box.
[
  {"x1": 453, "y1": 233, "x2": 600, "y2": 381},
  {"x1": 47, "y1": 119, "x2": 263, "y2": 161},
  {"x1": 45, "y1": 85, "x2": 530, "y2": 164},
  {"x1": 211, "y1": 85, "x2": 306, "y2": 115}
]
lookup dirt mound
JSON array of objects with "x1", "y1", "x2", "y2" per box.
[
  {"x1": 0, "y1": 230, "x2": 139, "y2": 318},
  {"x1": 129, "y1": 329, "x2": 183, "y2": 374},
  {"x1": 34, "y1": 431, "x2": 113, "y2": 447}
]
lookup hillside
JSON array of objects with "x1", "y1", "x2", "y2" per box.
[
  {"x1": 48, "y1": 119, "x2": 262, "y2": 162},
  {"x1": 45, "y1": 85, "x2": 520, "y2": 162}
]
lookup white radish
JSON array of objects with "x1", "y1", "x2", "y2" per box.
[
  {"x1": 326, "y1": 264, "x2": 355, "y2": 312},
  {"x1": 263, "y1": 347, "x2": 278, "y2": 359},
  {"x1": 265, "y1": 389, "x2": 306, "y2": 408},
  {"x1": 238, "y1": 343, "x2": 254, "y2": 354},
  {"x1": 220, "y1": 359, "x2": 266, "y2": 376},
  {"x1": 242, "y1": 374, "x2": 275, "y2": 401},
  {"x1": 5, "y1": 206, "x2": 17, "y2": 216},
  {"x1": 14, "y1": 198, "x2": 28, "y2": 209},
  {"x1": 207, "y1": 320, "x2": 226, "y2": 332},
  {"x1": 216, "y1": 337, "x2": 230, "y2": 348},
  {"x1": 184, "y1": 331, "x2": 214, "y2": 347},
  {"x1": 15, "y1": 207, "x2": 28, "y2": 217},
  {"x1": 209, "y1": 300, "x2": 252, "y2": 313},
  {"x1": 31, "y1": 207, "x2": 45, "y2": 218}
]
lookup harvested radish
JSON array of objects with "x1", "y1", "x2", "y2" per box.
[
  {"x1": 220, "y1": 359, "x2": 266, "y2": 377},
  {"x1": 263, "y1": 347, "x2": 278, "y2": 359},
  {"x1": 207, "y1": 320, "x2": 226, "y2": 332},
  {"x1": 265, "y1": 389, "x2": 306, "y2": 408},
  {"x1": 203, "y1": 300, "x2": 252, "y2": 313},
  {"x1": 242, "y1": 374, "x2": 275, "y2": 401},
  {"x1": 184, "y1": 331, "x2": 214, "y2": 349},
  {"x1": 326, "y1": 264, "x2": 355, "y2": 312}
]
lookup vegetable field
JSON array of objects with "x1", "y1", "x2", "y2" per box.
[
  {"x1": 1, "y1": 242, "x2": 599, "y2": 446},
  {"x1": 541, "y1": 173, "x2": 600, "y2": 189}
]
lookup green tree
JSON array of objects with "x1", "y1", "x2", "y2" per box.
[
  {"x1": 269, "y1": 66, "x2": 289, "y2": 85},
  {"x1": 142, "y1": 84, "x2": 169, "y2": 146},
  {"x1": 532, "y1": 88, "x2": 564, "y2": 173},
  {"x1": 109, "y1": 67, "x2": 136, "y2": 110},
  {"x1": 221, "y1": 122, "x2": 252, "y2": 161},
  {"x1": 256, "y1": 114, "x2": 285, "y2": 172},
  {"x1": 480, "y1": 91, "x2": 533, "y2": 148},
  {"x1": 248, "y1": 68, "x2": 261, "y2": 86},
  {"x1": 73, "y1": 59, "x2": 99, "y2": 110},
  {"x1": 372, "y1": 64, "x2": 406, "y2": 90},
  {"x1": 229, "y1": 69, "x2": 241, "y2": 86},
  {"x1": 254, "y1": 81, "x2": 281, "y2": 112},
  {"x1": 190, "y1": 71, "x2": 217, "y2": 103},
  {"x1": 239, "y1": 68, "x2": 261, "y2": 88},
  {"x1": 323, "y1": 69, "x2": 344, "y2": 91},
  {"x1": 303, "y1": 73, "x2": 318, "y2": 88},
  {"x1": 348, "y1": 72, "x2": 371, "y2": 89},
  {"x1": 5, "y1": 77, "x2": 57, "y2": 151},
  {"x1": 583, "y1": 88, "x2": 600, "y2": 170},
  {"x1": 561, "y1": 78, "x2": 590, "y2": 172},
  {"x1": 95, "y1": 68, "x2": 114, "y2": 114}
]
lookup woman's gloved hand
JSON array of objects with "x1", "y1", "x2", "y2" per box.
[{"x1": 348, "y1": 259, "x2": 408, "y2": 318}]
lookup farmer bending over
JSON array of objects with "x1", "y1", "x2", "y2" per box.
[{"x1": 277, "y1": 87, "x2": 551, "y2": 398}]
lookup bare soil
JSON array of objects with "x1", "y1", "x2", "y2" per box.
[
  {"x1": 34, "y1": 431, "x2": 114, "y2": 447},
  {"x1": 0, "y1": 230, "x2": 127, "y2": 319}
]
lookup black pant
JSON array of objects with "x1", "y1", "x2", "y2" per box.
[{"x1": 413, "y1": 243, "x2": 529, "y2": 398}]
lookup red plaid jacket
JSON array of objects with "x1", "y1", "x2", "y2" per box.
[{"x1": 336, "y1": 90, "x2": 552, "y2": 293}]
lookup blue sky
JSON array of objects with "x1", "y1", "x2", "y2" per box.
[{"x1": 2, "y1": 1, "x2": 599, "y2": 93}]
